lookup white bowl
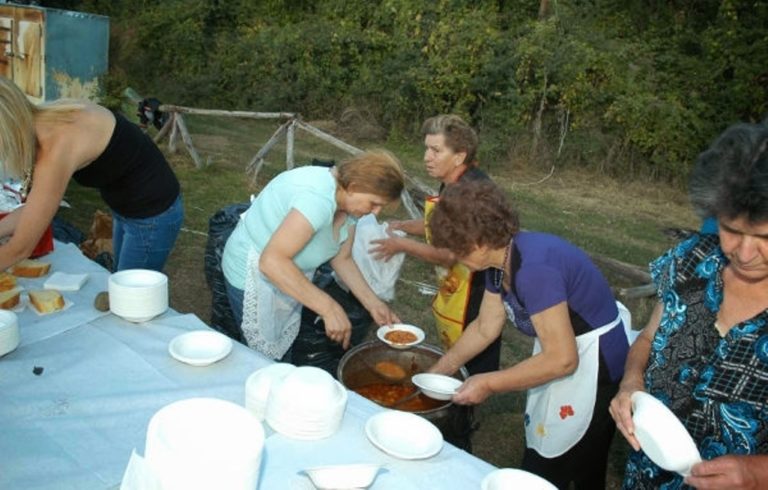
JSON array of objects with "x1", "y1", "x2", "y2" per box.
[
  {"x1": 109, "y1": 269, "x2": 168, "y2": 322},
  {"x1": 365, "y1": 410, "x2": 443, "y2": 459},
  {"x1": 481, "y1": 468, "x2": 557, "y2": 490},
  {"x1": 0, "y1": 310, "x2": 20, "y2": 357},
  {"x1": 168, "y1": 330, "x2": 233, "y2": 366},
  {"x1": 304, "y1": 463, "x2": 382, "y2": 490},
  {"x1": 145, "y1": 398, "x2": 265, "y2": 490},
  {"x1": 244, "y1": 363, "x2": 296, "y2": 420},
  {"x1": 631, "y1": 391, "x2": 702, "y2": 476},
  {"x1": 265, "y1": 366, "x2": 348, "y2": 439},
  {"x1": 412, "y1": 373, "x2": 462, "y2": 401},
  {"x1": 376, "y1": 324, "x2": 425, "y2": 349},
  {"x1": 274, "y1": 366, "x2": 343, "y2": 408}
]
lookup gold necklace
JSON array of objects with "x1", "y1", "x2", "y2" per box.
[{"x1": 492, "y1": 239, "x2": 513, "y2": 290}]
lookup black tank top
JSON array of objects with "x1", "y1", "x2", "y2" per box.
[{"x1": 72, "y1": 112, "x2": 180, "y2": 218}]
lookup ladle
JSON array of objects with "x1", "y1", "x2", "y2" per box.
[
  {"x1": 389, "y1": 389, "x2": 422, "y2": 409},
  {"x1": 369, "y1": 360, "x2": 407, "y2": 383}
]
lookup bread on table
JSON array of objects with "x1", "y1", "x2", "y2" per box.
[
  {"x1": 29, "y1": 289, "x2": 65, "y2": 314},
  {"x1": 0, "y1": 287, "x2": 21, "y2": 309},
  {"x1": 10, "y1": 259, "x2": 51, "y2": 278},
  {"x1": 0, "y1": 272, "x2": 17, "y2": 291}
]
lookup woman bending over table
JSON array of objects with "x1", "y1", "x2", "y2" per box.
[
  {"x1": 0, "y1": 77, "x2": 183, "y2": 272},
  {"x1": 609, "y1": 122, "x2": 768, "y2": 489},
  {"x1": 222, "y1": 150, "x2": 403, "y2": 360},
  {"x1": 428, "y1": 179, "x2": 630, "y2": 489}
]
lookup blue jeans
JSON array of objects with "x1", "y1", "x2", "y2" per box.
[
  {"x1": 224, "y1": 277, "x2": 245, "y2": 327},
  {"x1": 112, "y1": 195, "x2": 184, "y2": 272}
]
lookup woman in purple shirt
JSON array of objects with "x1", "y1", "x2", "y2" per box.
[{"x1": 429, "y1": 179, "x2": 630, "y2": 489}]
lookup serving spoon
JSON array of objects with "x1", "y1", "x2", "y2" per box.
[
  {"x1": 388, "y1": 389, "x2": 422, "y2": 409},
  {"x1": 366, "y1": 359, "x2": 407, "y2": 383}
]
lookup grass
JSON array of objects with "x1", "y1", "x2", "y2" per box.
[{"x1": 56, "y1": 114, "x2": 699, "y2": 489}]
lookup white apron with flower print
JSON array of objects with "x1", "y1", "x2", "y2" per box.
[{"x1": 522, "y1": 301, "x2": 632, "y2": 457}]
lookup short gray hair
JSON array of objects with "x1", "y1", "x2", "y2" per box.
[
  {"x1": 421, "y1": 114, "x2": 479, "y2": 167},
  {"x1": 689, "y1": 122, "x2": 768, "y2": 223}
]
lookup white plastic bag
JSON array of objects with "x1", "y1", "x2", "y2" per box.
[{"x1": 344, "y1": 214, "x2": 405, "y2": 302}]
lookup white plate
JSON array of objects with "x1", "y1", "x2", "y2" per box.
[
  {"x1": 376, "y1": 324, "x2": 425, "y2": 349},
  {"x1": 481, "y1": 468, "x2": 556, "y2": 490},
  {"x1": 412, "y1": 373, "x2": 462, "y2": 401},
  {"x1": 168, "y1": 330, "x2": 233, "y2": 366},
  {"x1": 365, "y1": 410, "x2": 442, "y2": 460},
  {"x1": 631, "y1": 391, "x2": 702, "y2": 476}
]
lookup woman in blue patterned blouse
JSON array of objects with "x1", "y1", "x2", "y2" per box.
[{"x1": 609, "y1": 121, "x2": 768, "y2": 489}]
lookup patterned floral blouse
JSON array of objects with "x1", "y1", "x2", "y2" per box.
[{"x1": 623, "y1": 234, "x2": 768, "y2": 489}]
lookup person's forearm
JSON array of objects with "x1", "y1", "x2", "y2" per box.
[
  {"x1": 619, "y1": 334, "x2": 652, "y2": 392},
  {"x1": 486, "y1": 350, "x2": 577, "y2": 393},
  {"x1": 432, "y1": 321, "x2": 496, "y2": 374},
  {"x1": 392, "y1": 237, "x2": 455, "y2": 267},
  {"x1": 396, "y1": 219, "x2": 426, "y2": 236},
  {"x1": 0, "y1": 207, "x2": 22, "y2": 238}
]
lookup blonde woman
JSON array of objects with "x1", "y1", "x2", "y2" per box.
[
  {"x1": 222, "y1": 150, "x2": 404, "y2": 360},
  {"x1": 0, "y1": 77, "x2": 183, "y2": 272}
]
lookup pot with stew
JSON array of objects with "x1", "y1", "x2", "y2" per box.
[{"x1": 337, "y1": 340, "x2": 474, "y2": 451}]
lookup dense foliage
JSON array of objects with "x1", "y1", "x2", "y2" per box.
[{"x1": 49, "y1": 0, "x2": 768, "y2": 182}]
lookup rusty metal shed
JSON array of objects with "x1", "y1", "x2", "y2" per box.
[{"x1": 0, "y1": 3, "x2": 108, "y2": 102}]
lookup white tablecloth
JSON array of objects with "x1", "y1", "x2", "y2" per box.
[{"x1": 0, "y1": 241, "x2": 496, "y2": 489}]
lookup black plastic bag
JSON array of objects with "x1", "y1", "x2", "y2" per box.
[
  {"x1": 288, "y1": 263, "x2": 373, "y2": 376},
  {"x1": 204, "y1": 202, "x2": 250, "y2": 343}
]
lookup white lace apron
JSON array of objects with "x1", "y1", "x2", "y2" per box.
[
  {"x1": 241, "y1": 249, "x2": 315, "y2": 360},
  {"x1": 522, "y1": 301, "x2": 632, "y2": 457}
]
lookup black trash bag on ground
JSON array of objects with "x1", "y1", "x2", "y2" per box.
[
  {"x1": 52, "y1": 217, "x2": 86, "y2": 245},
  {"x1": 204, "y1": 202, "x2": 250, "y2": 343},
  {"x1": 288, "y1": 263, "x2": 373, "y2": 376}
]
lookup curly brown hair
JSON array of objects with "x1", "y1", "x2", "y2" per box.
[{"x1": 430, "y1": 180, "x2": 519, "y2": 258}]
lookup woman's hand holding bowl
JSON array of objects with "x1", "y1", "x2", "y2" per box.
[
  {"x1": 608, "y1": 381, "x2": 644, "y2": 451},
  {"x1": 452, "y1": 374, "x2": 492, "y2": 405}
]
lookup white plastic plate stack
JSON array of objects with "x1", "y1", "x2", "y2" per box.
[
  {"x1": 265, "y1": 366, "x2": 348, "y2": 440},
  {"x1": 0, "y1": 310, "x2": 20, "y2": 357},
  {"x1": 244, "y1": 362, "x2": 296, "y2": 420},
  {"x1": 109, "y1": 269, "x2": 169, "y2": 322},
  {"x1": 145, "y1": 398, "x2": 265, "y2": 490}
]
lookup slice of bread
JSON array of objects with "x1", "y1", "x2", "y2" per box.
[
  {"x1": 29, "y1": 289, "x2": 65, "y2": 314},
  {"x1": 0, "y1": 287, "x2": 21, "y2": 309},
  {"x1": 0, "y1": 272, "x2": 17, "y2": 291},
  {"x1": 10, "y1": 259, "x2": 51, "y2": 278}
]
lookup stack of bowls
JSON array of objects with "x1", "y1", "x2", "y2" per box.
[
  {"x1": 265, "y1": 366, "x2": 348, "y2": 440},
  {"x1": 145, "y1": 398, "x2": 265, "y2": 490},
  {"x1": 244, "y1": 362, "x2": 296, "y2": 420},
  {"x1": 108, "y1": 269, "x2": 169, "y2": 322},
  {"x1": 0, "y1": 310, "x2": 19, "y2": 357}
]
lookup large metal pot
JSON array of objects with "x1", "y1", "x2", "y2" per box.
[{"x1": 338, "y1": 340, "x2": 474, "y2": 451}]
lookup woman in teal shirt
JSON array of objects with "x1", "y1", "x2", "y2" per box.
[{"x1": 222, "y1": 150, "x2": 404, "y2": 359}]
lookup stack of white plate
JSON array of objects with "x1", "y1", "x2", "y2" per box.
[
  {"x1": 0, "y1": 310, "x2": 20, "y2": 358},
  {"x1": 145, "y1": 398, "x2": 265, "y2": 490},
  {"x1": 265, "y1": 366, "x2": 348, "y2": 440},
  {"x1": 244, "y1": 362, "x2": 296, "y2": 420},
  {"x1": 109, "y1": 269, "x2": 168, "y2": 322}
]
